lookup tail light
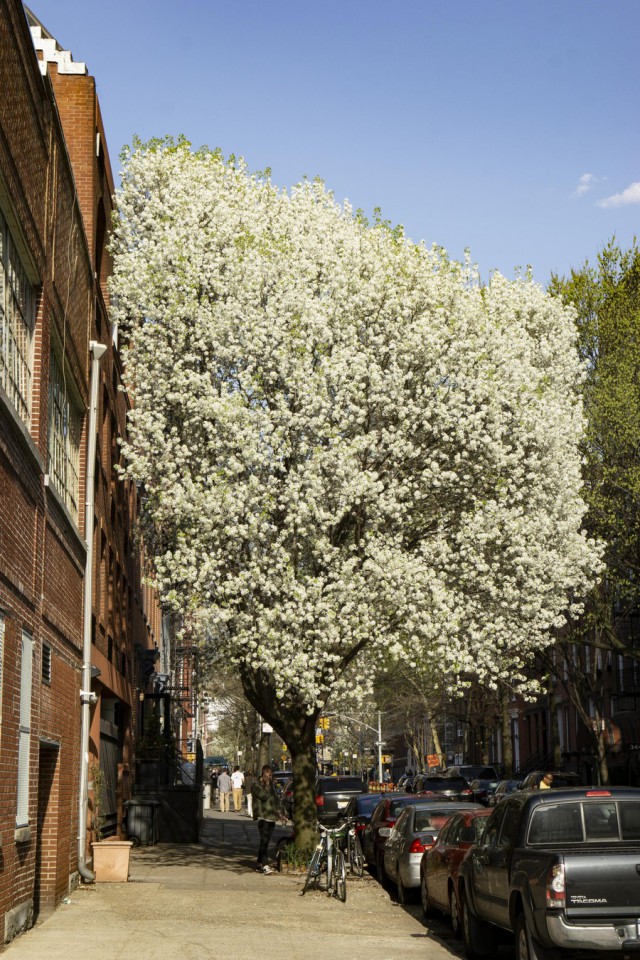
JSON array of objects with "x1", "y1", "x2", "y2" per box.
[
  {"x1": 545, "y1": 863, "x2": 566, "y2": 909},
  {"x1": 586, "y1": 790, "x2": 611, "y2": 797},
  {"x1": 356, "y1": 822, "x2": 365, "y2": 835},
  {"x1": 315, "y1": 795, "x2": 324, "y2": 806},
  {"x1": 410, "y1": 834, "x2": 436, "y2": 854},
  {"x1": 460, "y1": 789, "x2": 472, "y2": 798}
]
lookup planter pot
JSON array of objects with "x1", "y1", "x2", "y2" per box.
[{"x1": 92, "y1": 840, "x2": 133, "y2": 882}]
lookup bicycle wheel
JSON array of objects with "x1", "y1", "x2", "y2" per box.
[
  {"x1": 301, "y1": 843, "x2": 324, "y2": 895},
  {"x1": 325, "y1": 838, "x2": 333, "y2": 895},
  {"x1": 333, "y1": 848, "x2": 347, "y2": 902},
  {"x1": 349, "y1": 832, "x2": 364, "y2": 877}
]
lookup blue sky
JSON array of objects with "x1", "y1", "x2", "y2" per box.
[{"x1": 31, "y1": 0, "x2": 639, "y2": 285}]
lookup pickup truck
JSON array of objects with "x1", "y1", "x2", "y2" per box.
[{"x1": 457, "y1": 786, "x2": 640, "y2": 960}]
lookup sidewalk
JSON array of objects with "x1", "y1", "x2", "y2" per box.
[{"x1": 2, "y1": 809, "x2": 462, "y2": 960}]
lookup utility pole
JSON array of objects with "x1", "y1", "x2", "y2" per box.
[{"x1": 377, "y1": 710, "x2": 383, "y2": 782}]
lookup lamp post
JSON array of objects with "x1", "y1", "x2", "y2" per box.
[{"x1": 324, "y1": 711, "x2": 384, "y2": 782}]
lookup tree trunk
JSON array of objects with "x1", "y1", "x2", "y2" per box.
[
  {"x1": 257, "y1": 731, "x2": 270, "y2": 772},
  {"x1": 500, "y1": 690, "x2": 513, "y2": 778},
  {"x1": 290, "y1": 739, "x2": 319, "y2": 851},
  {"x1": 429, "y1": 719, "x2": 443, "y2": 769}
]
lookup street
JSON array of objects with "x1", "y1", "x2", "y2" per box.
[{"x1": 2, "y1": 809, "x2": 464, "y2": 960}]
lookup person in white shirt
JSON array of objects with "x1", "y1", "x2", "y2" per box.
[{"x1": 231, "y1": 766, "x2": 245, "y2": 812}]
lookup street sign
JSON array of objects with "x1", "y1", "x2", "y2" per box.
[{"x1": 426, "y1": 754, "x2": 440, "y2": 768}]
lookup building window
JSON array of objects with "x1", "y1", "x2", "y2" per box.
[
  {"x1": 42, "y1": 642, "x2": 52, "y2": 685},
  {"x1": 48, "y1": 348, "x2": 82, "y2": 523},
  {"x1": 0, "y1": 209, "x2": 36, "y2": 423},
  {"x1": 17, "y1": 629, "x2": 33, "y2": 828}
]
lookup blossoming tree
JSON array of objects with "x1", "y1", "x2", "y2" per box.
[{"x1": 111, "y1": 138, "x2": 601, "y2": 843}]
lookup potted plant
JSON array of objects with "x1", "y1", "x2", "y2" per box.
[{"x1": 90, "y1": 764, "x2": 133, "y2": 882}]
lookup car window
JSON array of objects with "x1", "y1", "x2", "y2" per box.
[
  {"x1": 528, "y1": 803, "x2": 583, "y2": 844},
  {"x1": 498, "y1": 802, "x2": 521, "y2": 846},
  {"x1": 473, "y1": 816, "x2": 489, "y2": 841},
  {"x1": 620, "y1": 802, "x2": 640, "y2": 840},
  {"x1": 394, "y1": 808, "x2": 410, "y2": 832},
  {"x1": 583, "y1": 802, "x2": 619, "y2": 840},
  {"x1": 481, "y1": 805, "x2": 506, "y2": 847},
  {"x1": 370, "y1": 802, "x2": 385, "y2": 824},
  {"x1": 441, "y1": 815, "x2": 461, "y2": 844},
  {"x1": 390, "y1": 797, "x2": 414, "y2": 816}
]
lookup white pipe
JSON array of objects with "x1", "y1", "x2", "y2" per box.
[
  {"x1": 377, "y1": 711, "x2": 383, "y2": 783},
  {"x1": 77, "y1": 340, "x2": 107, "y2": 882}
]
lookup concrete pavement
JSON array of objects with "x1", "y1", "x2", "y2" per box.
[{"x1": 2, "y1": 808, "x2": 464, "y2": 960}]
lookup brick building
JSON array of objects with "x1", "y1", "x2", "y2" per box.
[{"x1": 0, "y1": 1, "x2": 162, "y2": 941}]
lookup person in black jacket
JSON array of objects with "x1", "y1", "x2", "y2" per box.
[{"x1": 251, "y1": 765, "x2": 286, "y2": 874}]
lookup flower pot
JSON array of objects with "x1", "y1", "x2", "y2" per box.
[{"x1": 92, "y1": 840, "x2": 133, "y2": 882}]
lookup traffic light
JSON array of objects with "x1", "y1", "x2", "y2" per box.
[
  {"x1": 316, "y1": 734, "x2": 324, "y2": 744},
  {"x1": 319, "y1": 717, "x2": 330, "y2": 729}
]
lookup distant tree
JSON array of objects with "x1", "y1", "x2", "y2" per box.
[
  {"x1": 111, "y1": 138, "x2": 601, "y2": 846},
  {"x1": 549, "y1": 240, "x2": 640, "y2": 783}
]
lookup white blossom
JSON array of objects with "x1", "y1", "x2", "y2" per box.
[{"x1": 110, "y1": 138, "x2": 602, "y2": 715}]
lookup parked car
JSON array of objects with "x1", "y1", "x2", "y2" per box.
[
  {"x1": 412, "y1": 774, "x2": 472, "y2": 801},
  {"x1": 458, "y1": 786, "x2": 640, "y2": 960},
  {"x1": 362, "y1": 793, "x2": 432, "y2": 872},
  {"x1": 420, "y1": 807, "x2": 492, "y2": 934},
  {"x1": 395, "y1": 773, "x2": 415, "y2": 792},
  {"x1": 383, "y1": 802, "x2": 481, "y2": 904},
  {"x1": 340, "y1": 793, "x2": 383, "y2": 841},
  {"x1": 315, "y1": 776, "x2": 367, "y2": 824},
  {"x1": 519, "y1": 769, "x2": 584, "y2": 790},
  {"x1": 272, "y1": 770, "x2": 293, "y2": 790},
  {"x1": 467, "y1": 777, "x2": 500, "y2": 806},
  {"x1": 487, "y1": 779, "x2": 522, "y2": 806},
  {"x1": 279, "y1": 777, "x2": 295, "y2": 819},
  {"x1": 445, "y1": 765, "x2": 500, "y2": 782}
]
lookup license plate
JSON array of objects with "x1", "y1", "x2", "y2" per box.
[{"x1": 337, "y1": 800, "x2": 348, "y2": 809}]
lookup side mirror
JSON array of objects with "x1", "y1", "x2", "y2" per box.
[
  {"x1": 378, "y1": 826, "x2": 392, "y2": 838},
  {"x1": 460, "y1": 826, "x2": 476, "y2": 843}
]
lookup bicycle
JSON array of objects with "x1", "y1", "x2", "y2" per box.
[
  {"x1": 344, "y1": 820, "x2": 364, "y2": 877},
  {"x1": 301, "y1": 822, "x2": 347, "y2": 902}
]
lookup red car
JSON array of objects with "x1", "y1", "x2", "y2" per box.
[
  {"x1": 362, "y1": 792, "x2": 437, "y2": 874},
  {"x1": 420, "y1": 807, "x2": 491, "y2": 935}
]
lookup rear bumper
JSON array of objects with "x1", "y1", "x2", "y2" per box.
[
  {"x1": 399, "y1": 854, "x2": 424, "y2": 889},
  {"x1": 546, "y1": 914, "x2": 640, "y2": 951}
]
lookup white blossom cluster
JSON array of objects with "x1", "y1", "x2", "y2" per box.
[{"x1": 110, "y1": 139, "x2": 602, "y2": 713}]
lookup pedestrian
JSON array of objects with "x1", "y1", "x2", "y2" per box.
[
  {"x1": 231, "y1": 765, "x2": 245, "y2": 812},
  {"x1": 251, "y1": 764, "x2": 286, "y2": 874},
  {"x1": 539, "y1": 771, "x2": 554, "y2": 790},
  {"x1": 244, "y1": 769, "x2": 255, "y2": 818},
  {"x1": 217, "y1": 766, "x2": 232, "y2": 812}
]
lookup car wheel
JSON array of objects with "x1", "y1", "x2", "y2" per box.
[
  {"x1": 420, "y1": 873, "x2": 435, "y2": 917},
  {"x1": 460, "y1": 889, "x2": 497, "y2": 960},
  {"x1": 397, "y1": 869, "x2": 416, "y2": 905},
  {"x1": 514, "y1": 913, "x2": 555, "y2": 960},
  {"x1": 449, "y1": 883, "x2": 460, "y2": 937}
]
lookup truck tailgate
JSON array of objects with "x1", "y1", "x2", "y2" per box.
[{"x1": 566, "y1": 851, "x2": 640, "y2": 916}]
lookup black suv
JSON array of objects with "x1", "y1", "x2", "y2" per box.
[
  {"x1": 315, "y1": 776, "x2": 367, "y2": 824},
  {"x1": 412, "y1": 774, "x2": 472, "y2": 800}
]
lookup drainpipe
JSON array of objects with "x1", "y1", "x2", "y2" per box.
[{"x1": 78, "y1": 340, "x2": 107, "y2": 883}]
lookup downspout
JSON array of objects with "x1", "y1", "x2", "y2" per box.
[{"x1": 78, "y1": 340, "x2": 107, "y2": 882}]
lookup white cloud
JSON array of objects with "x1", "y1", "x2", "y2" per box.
[
  {"x1": 572, "y1": 173, "x2": 596, "y2": 198},
  {"x1": 598, "y1": 181, "x2": 640, "y2": 208}
]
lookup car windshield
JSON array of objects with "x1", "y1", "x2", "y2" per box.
[
  {"x1": 390, "y1": 797, "x2": 419, "y2": 816},
  {"x1": 425, "y1": 778, "x2": 466, "y2": 790}
]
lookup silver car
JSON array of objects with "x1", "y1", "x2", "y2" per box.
[{"x1": 382, "y1": 802, "x2": 481, "y2": 904}]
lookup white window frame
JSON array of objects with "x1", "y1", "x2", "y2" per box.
[
  {"x1": 48, "y1": 346, "x2": 82, "y2": 523},
  {"x1": 0, "y1": 208, "x2": 36, "y2": 424},
  {"x1": 16, "y1": 629, "x2": 33, "y2": 829}
]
